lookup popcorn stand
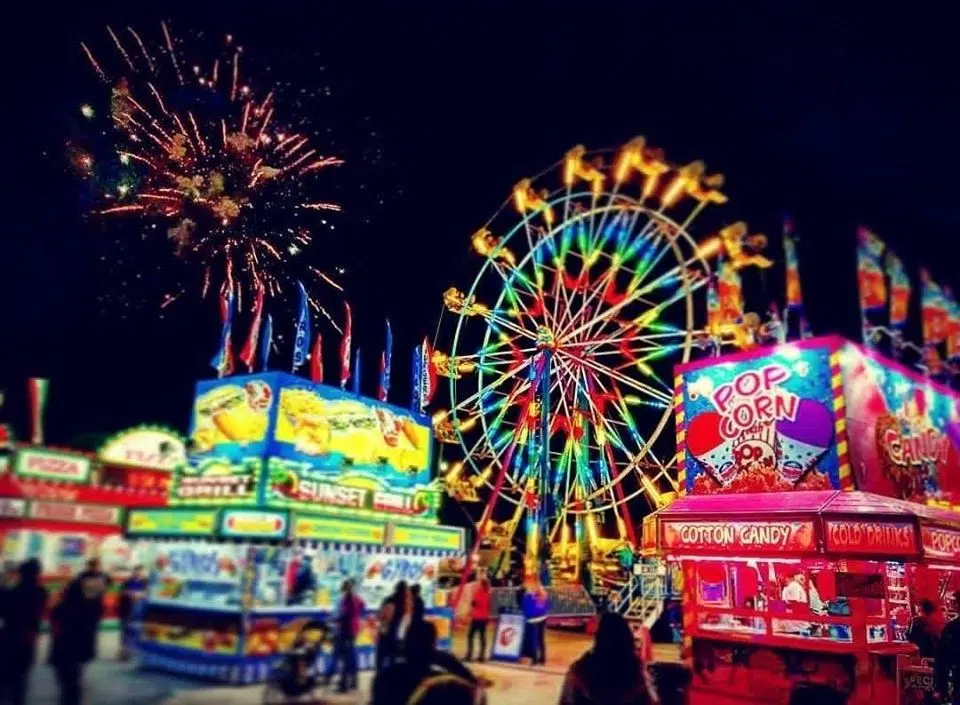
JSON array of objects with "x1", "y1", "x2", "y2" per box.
[
  {"x1": 643, "y1": 336, "x2": 960, "y2": 704},
  {"x1": 129, "y1": 373, "x2": 464, "y2": 684}
]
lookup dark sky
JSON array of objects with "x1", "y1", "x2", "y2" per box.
[{"x1": 2, "y1": 2, "x2": 959, "y2": 444}]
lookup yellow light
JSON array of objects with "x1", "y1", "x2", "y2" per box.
[
  {"x1": 80, "y1": 104, "x2": 94, "y2": 119},
  {"x1": 695, "y1": 236, "x2": 722, "y2": 260},
  {"x1": 616, "y1": 515, "x2": 627, "y2": 539}
]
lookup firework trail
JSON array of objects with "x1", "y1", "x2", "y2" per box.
[{"x1": 76, "y1": 22, "x2": 344, "y2": 327}]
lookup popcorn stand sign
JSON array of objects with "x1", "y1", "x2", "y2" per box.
[{"x1": 677, "y1": 341, "x2": 842, "y2": 495}]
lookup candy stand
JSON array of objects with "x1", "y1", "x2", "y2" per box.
[
  {"x1": 130, "y1": 373, "x2": 465, "y2": 684},
  {"x1": 646, "y1": 335, "x2": 960, "y2": 704}
]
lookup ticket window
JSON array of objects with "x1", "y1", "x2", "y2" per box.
[{"x1": 693, "y1": 560, "x2": 769, "y2": 636}]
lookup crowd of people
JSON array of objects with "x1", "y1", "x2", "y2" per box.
[
  {"x1": 0, "y1": 557, "x2": 146, "y2": 705},
  {"x1": 2, "y1": 556, "x2": 957, "y2": 705}
]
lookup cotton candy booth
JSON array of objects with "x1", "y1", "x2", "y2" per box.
[
  {"x1": 129, "y1": 373, "x2": 465, "y2": 684},
  {"x1": 641, "y1": 335, "x2": 960, "y2": 704},
  {"x1": 0, "y1": 439, "x2": 173, "y2": 626}
]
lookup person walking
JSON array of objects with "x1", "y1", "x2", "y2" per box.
[
  {"x1": 522, "y1": 581, "x2": 550, "y2": 666},
  {"x1": 117, "y1": 565, "x2": 147, "y2": 661},
  {"x1": 377, "y1": 581, "x2": 410, "y2": 671},
  {"x1": 908, "y1": 599, "x2": 940, "y2": 658},
  {"x1": 372, "y1": 619, "x2": 479, "y2": 705},
  {"x1": 465, "y1": 574, "x2": 492, "y2": 662},
  {"x1": 936, "y1": 591, "x2": 960, "y2": 705},
  {"x1": 324, "y1": 579, "x2": 364, "y2": 693},
  {"x1": 559, "y1": 613, "x2": 657, "y2": 705},
  {"x1": 49, "y1": 566, "x2": 107, "y2": 705},
  {"x1": 0, "y1": 560, "x2": 48, "y2": 705}
]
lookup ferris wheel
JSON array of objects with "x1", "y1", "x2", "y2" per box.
[{"x1": 431, "y1": 138, "x2": 770, "y2": 568}]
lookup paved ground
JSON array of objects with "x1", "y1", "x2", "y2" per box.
[{"x1": 26, "y1": 630, "x2": 682, "y2": 705}]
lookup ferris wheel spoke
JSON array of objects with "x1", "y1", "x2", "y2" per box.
[
  {"x1": 559, "y1": 348, "x2": 673, "y2": 406},
  {"x1": 448, "y1": 357, "x2": 533, "y2": 418}
]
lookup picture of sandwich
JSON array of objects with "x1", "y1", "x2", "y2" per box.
[{"x1": 191, "y1": 384, "x2": 269, "y2": 451}]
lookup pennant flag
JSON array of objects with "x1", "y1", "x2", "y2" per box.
[
  {"x1": 239, "y1": 285, "x2": 266, "y2": 371},
  {"x1": 946, "y1": 287, "x2": 960, "y2": 362},
  {"x1": 352, "y1": 348, "x2": 362, "y2": 396},
  {"x1": 310, "y1": 333, "x2": 324, "y2": 383},
  {"x1": 259, "y1": 314, "x2": 274, "y2": 372},
  {"x1": 885, "y1": 250, "x2": 911, "y2": 330},
  {"x1": 292, "y1": 282, "x2": 311, "y2": 373},
  {"x1": 783, "y1": 218, "x2": 804, "y2": 311},
  {"x1": 921, "y1": 269, "x2": 949, "y2": 346},
  {"x1": 26, "y1": 378, "x2": 49, "y2": 445},
  {"x1": 210, "y1": 284, "x2": 235, "y2": 378},
  {"x1": 378, "y1": 320, "x2": 393, "y2": 402},
  {"x1": 856, "y1": 227, "x2": 887, "y2": 312},
  {"x1": 340, "y1": 302, "x2": 353, "y2": 389},
  {"x1": 411, "y1": 342, "x2": 424, "y2": 412},
  {"x1": 717, "y1": 259, "x2": 744, "y2": 325}
]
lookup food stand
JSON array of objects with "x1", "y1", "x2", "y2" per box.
[
  {"x1": 130, "y1": 372, "x2": 465, "y2": 684},
  {"x1": 652, "y1": 336, "x2": 960, "y2": 703},
  {"x1": 0, "y1": 444, "x2": 169, "y2": 625}
]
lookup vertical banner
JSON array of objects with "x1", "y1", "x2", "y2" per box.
[
  {"x1": 352, "y1": 348, "x2": 362, "y2": 396},
  {"x1": 239, "y1": 284, "x2": 265, "y2": 371},
  {"x1": 210, "y1": 284, "x2": 235, "y2": 378},
  {"x1": 706, "y1": 274, "x2": 721, "y2": 332},
  {"x1": 340, "y1": 302, "x2": 353, "y2": 390},
  {"x1": 921, "y1": 270, "x2": 949, "y2": 347},
  {"x1": 27, "y1": 378, "x2": 49, "y2": 445},
  {"x1": 885, "y1": 250, "x2": 911, "y2": 330},
  {"x1": 410, "y1": 341, "x2": 423, "y2": 412},
  {"x1": 420, "y1": 337, "x2": 437, "y2": 411},
  {"x1": 717, "y1": 259, "x2": 743, "y2": 325},
  {"x1": 310, "y1": 333, "x2": 324, "y2": 383},
  {"x1": 783, "y1": 218, "x2": 804, "y2": 312},
  {"x1": 946, "y1": 287, "x2": 960, "y2": 363},
  {"x1": 378, "y1": 320, "x2": 393, "y2": 403},
  {"x1": 259, "y1": 314, "x2": 274, "y2": 372},
  {"x1": 856, "y1": 227, "x2": 887, "y2": 313},
  {"x1": 292, "y1": 281, "x2": 311, "y2": 373}
]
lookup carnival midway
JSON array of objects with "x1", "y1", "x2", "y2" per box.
[{"x1": 3, "y1": 135, "x2": 960, "y2": 705}]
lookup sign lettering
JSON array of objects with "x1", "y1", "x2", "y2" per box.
[
  {"x1": 824, "y1": 520, "x2": 917, "y2": 555},
  {"x1": 128, "y1": 509, "x2": 218, "y2": 537},
  {"x1": 14, "y1": 449, "x2": 91, "y2": 483},
  {"x1": 175, "y1": 475, "x2": 256, "y2": 501},
  {"x1": 921, "y1": 526, "x2": 960, "y2": 561},
  {"x1": 0, "y1": 498, "x2": 26, "y2": 518},
  {"x1": 221, "y1": 510, "x2": 288, "y2": 539},
  {"x1": 711, "y1": 364, "x2": 800, "y2": 439},
  {"x1": 29, "y1": 501, "x2": 121, "y2": 525},
  {"x1": 661, "y1": 520, "x2": 816, "y2": 553}
]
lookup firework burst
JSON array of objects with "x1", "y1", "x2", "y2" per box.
[{"x1": 77, "y1": 22, "x2": 344, "y2": 326}]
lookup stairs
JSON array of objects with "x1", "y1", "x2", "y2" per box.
[{"x1": 613, "y1": 561, "x2": 665, "y2": 629}]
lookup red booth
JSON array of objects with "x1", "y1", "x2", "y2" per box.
[
  {"x1": 657, "y1": 337, "x2": 960, "y2": 703},
  {"x1": 0, "y1": 443, "x2": 170, "y2": 626}
]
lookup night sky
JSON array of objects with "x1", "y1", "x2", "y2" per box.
[{"x1": 3, "y1": 2, "x2": 959, "y2": 445}]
